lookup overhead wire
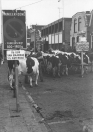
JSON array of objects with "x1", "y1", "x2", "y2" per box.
[{"x1": 15, "y1": 0, "x2": 44, "y2": 10}]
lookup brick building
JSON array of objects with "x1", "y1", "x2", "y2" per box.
[{"x1": 70, "y1": 11, "x2": 91, "y2": 50}]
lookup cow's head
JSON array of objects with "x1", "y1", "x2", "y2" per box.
[{"x1": 26, "y1": 57, "x2": 35, "y2": 74}]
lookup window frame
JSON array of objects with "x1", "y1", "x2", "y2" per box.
[
  {"x1": 78, "y1": 17, "x2": 82, "y2": 31},
  {"x1": 74, "y1": 18, "x2": 77, "y2": 33}
]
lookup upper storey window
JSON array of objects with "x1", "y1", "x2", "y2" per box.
[
  {"x1": 74, "y1": 19, "x2": 77, "y2": 33},
  {"x1": 78, "y1": 17, "x2": 82, "y2": 31}
]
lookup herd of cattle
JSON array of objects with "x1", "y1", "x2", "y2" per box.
[
  {"x1": 30, "y1": 50, "x2": 93, "y2": 77},
  {"x1": 6, "y1": 49, "x2": 93, "y2": 88}
]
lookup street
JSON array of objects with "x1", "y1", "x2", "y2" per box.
[{"x1": 20, "y1": 71, "x2": 93, "y2": 132}]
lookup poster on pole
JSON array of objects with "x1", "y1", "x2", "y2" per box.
[
  {"x1": 7, "y1": 50, "x2": 25, "y2": 60},
  {"x1": 2, "y1": 10, "x2": 27, "y2": 50},
  {"x1": 76, "y1": 42, "x2": 89, "y2": 52}
]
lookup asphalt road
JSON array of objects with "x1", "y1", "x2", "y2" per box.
[{"x1": 21, "y1": 71, "x2": 93, "y2": 132}]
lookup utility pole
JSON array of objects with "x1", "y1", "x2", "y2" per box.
[
  {"x1": 58, "y1": 0, "x2": 65, "y2": 49},
  {"x1": 58, "y1": 7, "x2": 61, "y2": 19},
  {"x1": 0, "y1": 0, "x2": 4, "y2": 61},
  {"x1": 0, "y1": 0, "x2": 2, "y2": 46}
]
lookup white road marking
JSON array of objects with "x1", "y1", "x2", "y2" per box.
[{"x1": 48, "y1": 120, "x2": 73, "y2": 125}]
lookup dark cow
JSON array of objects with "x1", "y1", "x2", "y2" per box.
[
  {"x1": 56, "y1": 53, "x2": 69, "y2": 76},
  {"x1": 50, "y1": 55, "x2": 60, "y2": 77}
]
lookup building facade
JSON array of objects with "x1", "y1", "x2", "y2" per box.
[
  {"x1": 30, "y1": 25, "x2": 45, "y2": 51},
  {"x1": 41, "y1": 18, "x2": 72, "y2": 52},
  {"x1": 89, "y1": 10, "x2": 93, "y2": 51},
  {"x1": 70, "y1": 11, "x2": 91, "y2": 50}
]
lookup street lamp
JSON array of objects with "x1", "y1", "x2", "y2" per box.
[{"x1": 58, "y1": 0, "x2": 65, "y2": 50}]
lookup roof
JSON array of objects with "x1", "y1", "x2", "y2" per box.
[
  {"x1": 42, "y1": 17, "x2": 72, "y2": 30},
  {"x1": 72, "y1": 11, "x2": 90, "y2": 18}
]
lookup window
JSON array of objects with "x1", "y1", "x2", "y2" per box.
[
  {"x1": 77, "y1": 36, "x2": 79, "y2": 42},
  {"x1": 72, "y1": 37, "x2": 75, "y2": 48},
  {"x1": 78, "y1": 17, "x2": 82, "y2": 31},
  {"x1": 52, "y1": 25, "x2": 54, "y2": 34},
  {"x1": 59, "y1": 22, "x2": 62, "y2": 32},
  {"x1": 91, "y1": 36, "x2": 93, "y2": 50},
  {"x1": 49, "y1": 26, "x2": 51, "y2": 34},
  {"x1": 55, "y1": 23, "x2": 58, "y2": 33},
  {"x1": 46, "y1": 28, "x2": 48, "y2": 36},
  {"x1": 74, "y1": 19, "x2": 77, "y2": 33}
]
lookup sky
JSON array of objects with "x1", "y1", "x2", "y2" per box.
[{"x1": 1, "y1": 0, "x2": 93, "y2": 27}]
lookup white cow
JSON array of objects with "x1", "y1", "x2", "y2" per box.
[
  {"x1": 17, "y1": 57, "x2": 39, "y2": 87},
  {"x1": 8, "y1": 57, "x2": 39, "y2": 88}
]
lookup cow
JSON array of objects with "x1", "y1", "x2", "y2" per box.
[
  {"x1": 7, "y1": 57, "x2": 39, "y2": 88},
  {"x1": 42, "y1": 54, "x2": 60, "y2": 77},
  {"x1": 56, "y1": 53, "x2": 69, "y2": 76}
]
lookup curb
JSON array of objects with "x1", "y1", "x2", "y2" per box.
[{"x1": 21, "y1": 85, "x2": 49, "y2": 132}]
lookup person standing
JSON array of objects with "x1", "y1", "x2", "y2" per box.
[{"x1": 0, "y1": 51, "x2": 2, "y2": 65}]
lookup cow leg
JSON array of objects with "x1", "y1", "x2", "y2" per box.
[
  {"x1": 62, "y1": 66, "x2": 65, "y2": 75},
  {"x1": 53, "y1": 67, "x2": 56, "y2": 77},
  {"x1": 84, "y1": 66, "x2": 88, "y2": 74},
  {"x1": 65, "y1": 65, "x2": 68, "y2": 76},
  {"x1": 35, "y1": 72, "x2": 39, "y2": 86},
  {"x1": 39, "y1": 62, "x2": 43, "y2": 82},
  {"x1": 29, "y1": 76, "x2": 33, "y2": 87}
]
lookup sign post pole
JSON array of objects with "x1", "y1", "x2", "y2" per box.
[
  {"x1": 15, "y1": 60, "x2": 19, "y2": 112},
  {"x1": 7, "y1": 50, "x2": 25, "y2": 112},
  {"x1": 81, "y1": 51, "x2": 84, "y2": 77},
  {"x1": 4, "y1": 10, "x2": 26, "y2": 112}
]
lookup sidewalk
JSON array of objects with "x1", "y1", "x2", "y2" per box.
[{"x1": 0, "y1": 62, "x2": 48, "y2": 132}]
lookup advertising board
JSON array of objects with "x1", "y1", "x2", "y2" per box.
[
  {"x1": 7, "y1": 50, "x2": 25, "y2": 60},
  {"x1": 76, "y1": 42, "x2": 89, "y2": 52}
]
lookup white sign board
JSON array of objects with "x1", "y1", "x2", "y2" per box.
[
  {"x1": 7, "y1": 50, "x2": 25, "y2": 60},
  {"x1": 76, "y1": 42, "x2": 89, "y2": 52},
  {"x1": 79, "y1": 37, "x2": 86, "y2": 42}
]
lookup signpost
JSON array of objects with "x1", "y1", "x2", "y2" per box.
[
  {"x1": 7, "y1": 50, "x2": 25, "y2": 60},
  {"x1": 7, "y1": 49, "x2": 25, "y2": 112},
  {"x1": 76, "y1": 41, "x2": 89, "y2": 77},
  {"x1": 2, "y1": 10, "x2": 26, "y2": 50},
  {"x1": 4, "y1": 10, "x2": 26, "y2": 112},
  {"x1": 76, "y1": 42, "x2": 89, "y2": 52}
]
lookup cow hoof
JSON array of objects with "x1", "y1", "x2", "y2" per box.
[
  {"x1": 35, "y1": 84, "x2": 38, "y2": 87},
  {"x1": 30, "y1": 85, "x2": 33, "y2": 88},
  {"x1": 10, "y1": 87, "x2": 14, "y2": 90},
  {"x1": 40, "y1": 80, "x2": 43, "y2": 82}
]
